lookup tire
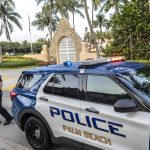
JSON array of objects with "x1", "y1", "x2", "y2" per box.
[{"x1": 25, "y1": 117, "x2": 51, "y2": 150}]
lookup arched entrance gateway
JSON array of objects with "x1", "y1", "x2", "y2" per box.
[
  {"x1": 59, "y1": 36, "x2": 76, "y2": 63},
  {"x1": 50, "y1": 18, "x2": 82, "y2": 64}
]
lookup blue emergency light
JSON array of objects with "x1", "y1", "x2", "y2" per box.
[{"x1": 63, "y1": 61, "x2": 72, "y2": 67}]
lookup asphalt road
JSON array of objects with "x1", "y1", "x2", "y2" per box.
[
  {"x1": 1, "y1": 68, "x2": 30, "y2": 92},
  {"x1": 0, "y1": 83, "x2": 77, "y2": 149}
]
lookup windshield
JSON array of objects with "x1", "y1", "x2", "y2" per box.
[
  {"x1": 128, "y1": 67, "x2": 150, "y2": 90},
  {"x1": 118, "y1": 65, "x2": 150, "y2": 106}
]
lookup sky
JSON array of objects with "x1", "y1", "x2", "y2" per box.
[{"x1": 0, "y1": 0, "x2": 89, "y2": 42}]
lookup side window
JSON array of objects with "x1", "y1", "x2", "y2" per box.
[
  {"x1": 17, "y1": 74, "x2": 42, "y2": 89},
  {"x1": 52, "y1": 74, "x2": 79, "y2": 99},
  {"x1": 43, "y1": 75, "x2": 55, "y2": 94},
  {"x1": 87, "y1": 75, "x2": 131, "y2": 105}
]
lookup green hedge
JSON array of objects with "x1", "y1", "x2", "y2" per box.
[
  {"x1": 0, "y1": 56, "x2": 42, "y2": 68},
  {"x1": 129, "y1": 60, "x2": 150, "y2": 65},
  {"x1": 3, "y1": 56, "x2": 33, "y2": 60}
]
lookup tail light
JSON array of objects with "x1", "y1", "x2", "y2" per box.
[{"x1": 10, "y1": 91, "x2": 17, "y2": 101}]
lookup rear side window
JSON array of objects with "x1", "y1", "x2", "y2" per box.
[
  {"x1": 44, "y1": 74, "x2": 80, "y2": 99},
  {"x1": 17, "y1": 74, "x2": 42, "y2": 89},
  {"x1": 43, "y1": 75, "x2": 55, "y2": 94}
]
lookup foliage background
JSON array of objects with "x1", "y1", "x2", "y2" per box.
[
  {"x1": 104, "y1": 0, "x2": 150, "y2": 60},
  {"x1": 0, "y1": 39, "x2": 44, "y2": 54}
]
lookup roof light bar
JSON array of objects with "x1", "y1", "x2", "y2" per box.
[
  {"x1": 80, "y1": 56, "x2": 125, "y2": 67},
  {"x1": 81, "y1": 58, "x2": 109, "y2": 66}
]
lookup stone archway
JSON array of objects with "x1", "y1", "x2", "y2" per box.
[{"x1": 49, "y1": 18, "x2": 82, "y2": 64}]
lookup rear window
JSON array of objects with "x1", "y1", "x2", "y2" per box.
[
  {"x1": 17, "y1": 74, "x2": 42, "y2": 89},
  {"x1": 44, "y1": 74, "x2": 80, "y2": 99}
]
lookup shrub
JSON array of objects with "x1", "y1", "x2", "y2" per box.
[{"x1": 129, "y1": 60, "x2": 150, "y2": 65}]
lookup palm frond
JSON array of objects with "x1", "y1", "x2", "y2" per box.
[
  {"x1": 8, "y1": 16, "x2": 22, "y2": 30},
  {"x1": 74, "y1": 9, "x2": 84, "y2": 18},
  {"x1": 7, "y1": 21, "x2": 14, "y2": 33}
]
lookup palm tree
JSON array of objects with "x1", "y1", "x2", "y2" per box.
[
  {"x1": 35, "y1": 0, "x2": 84, "y2": 40},
  {"x1": 101, "y1": 0, "x2": 128, "y2": 14},
  {"x1": 52, "y1": 0, "x2": 84, "y2": 29},
  {"x1": 66, "y1": 0, "x2": 84, "y2": 29},
  {"x1": 36, "y1": 0, "x2": 54, "y2": 41},
  {"x1": 0, "y1": 0, "x2": 22, "y2": 42},
  {"x1": 53, "y1": 0, "x2": 70, "y2": 19},
  {"x1": 0, "y1": 0, "x2": 15, "y2": 8},
  {"x1": 35, "y1": 0, "x2": 72, "y2": 43},
  {"x1": 22, "y1": 40, "x2": 30, "y2": 54},
  {"x1": 32, "y1": 6, "x2": 59, "y2": 40},
  {"x1": 91, "y1": 0, "x2": 101, "y2": 26},
  {"x1": 82, "y1": 0, "x2": 100, "y2": 58},
  {"x1": 93, "y1": 13, "x2": 108, "y2": 51}
]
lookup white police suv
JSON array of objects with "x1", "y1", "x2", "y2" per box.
[{"x1": 11, "y1": 57, "x2": 150, "y2": 150}]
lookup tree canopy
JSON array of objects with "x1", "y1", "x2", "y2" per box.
[{"x1": 104, "y1": 0, "x2": 150, "y2": 60}]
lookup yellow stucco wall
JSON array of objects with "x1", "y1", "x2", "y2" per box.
[{"x1": 24, "y1": 54, "x2": 50, "y2": 62}]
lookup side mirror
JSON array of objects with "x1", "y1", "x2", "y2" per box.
[{"x1": 114, "y1": 99, "x2": 140, "y2": 113}]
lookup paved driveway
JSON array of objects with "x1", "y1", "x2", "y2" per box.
[{"x1": 1, "y1": 68, "x2": 24, "y2": 91}]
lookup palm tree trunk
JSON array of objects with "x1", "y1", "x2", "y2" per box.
[
  {"x1": 4, "y1": 19, "x2": 11, "y2": 42},
  {"x1": 49, "y1": 0, "x2": 53, "y2": 44},
  {"x1": 6, "y1": 28, "x2": 16, "y2": 54},
  {"x1": 83, "y1": 0, "x2": 93, "y2": 36},
  {"x1": 91, "y1": 1, "x2": 94, "y2": 49},
  {"x1": 115, "y1": 5, "x2": 119, "y2": 14},
  {"x1": 92, "y1": 1, "x2": 94, "y2": 26},
  {"x1": 4, "y1": 21, "x2": 16, "y2": 54},
  {"x1": 0, "y1": 46, "x2": 3, "y2": 63},
  {"x1": 82, "y1": 0, "x2": 100, "y2": 58},
  {"x1": 100, "y1": 26, "x2": 103, "y2": 52},
  {"x1": 73, "y1": 12, "x2": 75, "y2": 29},
  {"x1": 114, "y1": 0, "x2": 119, "y2": 14},
  {"x1": 149, "y1": 0, "x2": 150, "y2": 11},
  {"x1": 129, "y1": 33, "x2": 133, "y2": 59},
  {"x1": 48, "y1": 26, "x2": 51, "y2": 43}
]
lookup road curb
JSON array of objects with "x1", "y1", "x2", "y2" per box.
[{"x1": 0, "y1": 137, "x2": 31, "y2": 150}]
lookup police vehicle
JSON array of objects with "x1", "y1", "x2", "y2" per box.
[{"x1": 11, "y1": 57, "x2": 150, "y2": 150}]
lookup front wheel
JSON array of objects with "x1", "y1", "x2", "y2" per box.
[{"x1": 25, "y1": 117, "x2": 51, "y2": 150}]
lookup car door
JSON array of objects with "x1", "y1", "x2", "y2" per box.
[
  {"x1": 36, "y1": 73, "x2": 83, "y2": 147},
  {"x1": 80, "y1": 74, "x2": 150, "y2": 150}
]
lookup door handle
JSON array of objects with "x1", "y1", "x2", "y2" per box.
[
  {"x1": 39, "y1": 96, "x2": 48, "y2": 101},
  {"x1": 85, "y1": 107, "x2": 99, "y2": 114}
]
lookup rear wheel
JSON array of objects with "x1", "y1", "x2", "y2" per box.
[{"x1": 25, "y1": 117, "x2": 51, "y2": 150}]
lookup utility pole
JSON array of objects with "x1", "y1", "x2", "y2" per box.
[{"x1": 28, "y1": 13, "x2": 33, "y2": 53}]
